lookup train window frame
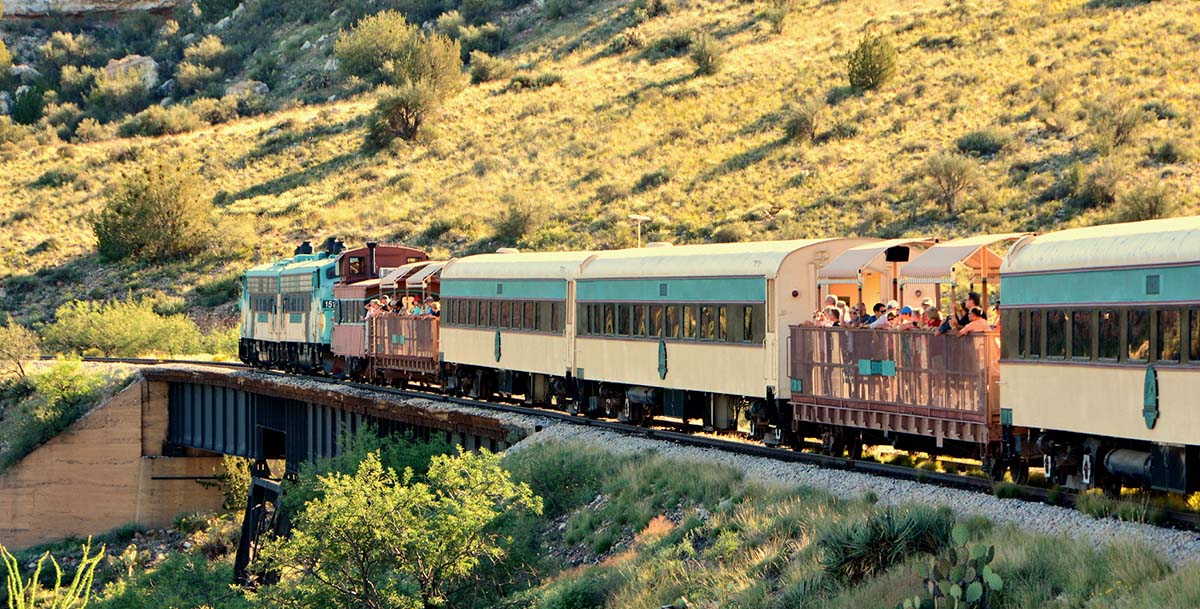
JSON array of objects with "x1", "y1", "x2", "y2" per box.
[
  {"x1": 552, "y1": 302, "x2": 564, "y2": 333},
  {"x1": 633, "y1": 305, "x2": 647, "y2": 337},
  {"x1": 1156, "y1": 308, "x2": 1181, "y2": 363},
  {"x1": 1127, "y1": 308, "x2": 1150, "y2": 362},
  {"x1": 683, "y1": 305, "x2": 698, "y2": 340},
  {"x1": 649, "y1": 305, "x2": 664, "y2": 338},
  {"x1": 717, "y1": 305, "x2": 727, "y2": 341},
  {"x1": 524, "y1": 302, "x2": 535, "y2": 331},
  {"x1": 603, "y1": 304, "x2": 616, "y2": 336},
  {"x1": 1045, "y1": 309, "x2": 1067, "y2": 359},
  {"x1": 698, "y1": 305, "x2": 715, "y2": 341},
  {"x1": 1070, "y1": 310, "x2": 1092, "y2": 361},
  {"x1": 1189, "y1": 308, "x2": 1200, "y2": 364},
  {"x1": 1098, "y1": 309, "x2": 1120, "y2": 361},
  {"x1": 501, "y1": 301, "x2": 513, "y2": 329},
  {"x1": 1017, "y1": 310, "x2": 1027, "y2": 358},
  {"x1": 666, "y1": 305, "x2": 681, "y2": 339},
  {"x1": 1028, "y1": 310, "x2": 1042, "y2": 359}
]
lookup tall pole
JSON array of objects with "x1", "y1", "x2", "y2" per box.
[{"x1": 628, "y1": 214, "x2": 651, "y2": 248}]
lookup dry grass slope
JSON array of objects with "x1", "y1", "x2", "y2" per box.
[{"x1": 1, "y1": 0, "x2": 1198, "y2": 320}]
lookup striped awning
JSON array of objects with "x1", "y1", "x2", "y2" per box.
[
  {"x1": 899, "y1": 233, "x2": 1031, "y2": 285},
  {"x1": 817, "y1": 238, "x2": 936, "y2": 285}
]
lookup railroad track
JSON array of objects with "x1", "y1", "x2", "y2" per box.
[{"x1": 77, "y1": 356, "x2": 1200, "y2": 531}]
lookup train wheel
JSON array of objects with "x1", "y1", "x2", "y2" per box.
[
  {"x1": 1009, "y1": 458, "x2": 1029, "y2": 485},
  {"x1": 846, "y1": 435, "x2": 863, "y2": 461}
]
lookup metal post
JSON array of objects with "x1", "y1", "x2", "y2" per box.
[{"x1": 628, "y1": 214, "x2": 651, "y2": 248}]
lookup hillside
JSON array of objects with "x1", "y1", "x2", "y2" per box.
[{"x1": 2, "y1": 0, "x2": 1198, "y2": 322}]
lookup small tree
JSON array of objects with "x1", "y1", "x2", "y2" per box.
[
  {"x1": 784, "y1": 95, "x2": 824, "y2": 143},
  {"x1": 924, "y1": 152, "x2": 977, "y2": 215},
  {"x1": 335, "y1": 10, "x2": 465, "y2": 96},
  {"x1": 0, "y1": 315, "x2": 39, "y2": 379},
  {"x1": 0, "y1": 38, "x2": 12, "y2": 89},
  {"x1": 689, "y1": 32, "x2": 724, "y2": 76},
  {"x1": 1117, "y1": 181, "x2": 1178, "y2": 222},
  {"x1": 2, "y1": 537, "x2": 106, "y2": 609},
  {"x1": 256, "y1": 449, "x2": 542, "y2": 609},
  {"x1": 847, "y1": 33, "x2": 897, "y2": 91},
  {"x1": 91, "y1": 159, "x2": 214, "y2": 262},
  {"x1": 11, "y1": 86, "x2": 44, "y2": 125},
  {"x1": 368, "y1": 82, "x2": 442, "y2": 145},
  {"x1": 1086, "y1": 97, "x2": 1148, "y2": 153}
]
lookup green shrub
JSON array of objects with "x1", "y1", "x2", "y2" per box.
[
  {"x1": 494, "y1": 199, "x2": 543, "y2": 246},
  {"x1": 459, "y1": 22, "x2": 509, "y2": 59},
  {"x1": 435, "y1": 10, "x2": 466, "y2": 36},
  {"x1": 87, "y1": 68, "x2": 151, "y2": 122},
  {"x1": 44, "y1": 298, "x2": 205, "y2": 356},
  {"x1": 74, "y1": 117, "x2": 115, "y2": 142},
  {"x1": 368, "y1": 82, "x2": 442, "y2": 145},
  {"x1": 11, "y1": 86, "x2": 45, "y2": 125},
  {"x1": 59, "y1": 64, "x2": 100, "y2": 104},
  {"x1": 818, "y1": 505, "x2": 953, "y2": 583},
  {"x1": 459, "y1": 0, "x2": 501, "y2": 23},
  {"x1": 1086, "y1": 97, "x2": 1149, "y2": 153},
  {"x1": 543, "y1": 0, "x2": 579, "y2": 19},
  {"x1": 175, "y1": 61, "x2": 224, "y2": 97},
  {"x1": 45, "y1": 102, "x2": 85, "y2": 139},
  {"x1": 713, "y1": 222, "x2": 751, "y2": 243},
  {"x1": 993, "y1": 482, "x2": 1021, "y2": 499},
  {"x1": 923, "y1": 152, "x2": 977, "y2": 214},
  {"x1": 847, "y1": 33, "x2": 898, "y2": 91},
  {"x1": 503, "y1": 441, "x2": 611, "y2": 518},
  {"x1": 1117, "y1": 181, "x2": 1179, "y2": 222},
  {"x1": 901, "y1": 523, "x2": 1003, "y2": 609},
  {"x1": 188, "y1": 96, "x2": 239, "y2": 124},
  {"x1": 335, "y1": 10, "x2": 465, "y2": 96},
  {"x1": 116, "y1": 11, "x2": 159, "y2": 56},
  {"x1": 506, "y1": 71, "x2": 563, "y2": 91},
  {"x1": 1068, "y1": 158, "x2": 1123, "y2": 209},
  {"x1": 0, "y1": 316, "x2": 40, "y2": 380},
  {"x1": 0, "y1": 360, "x2": 119, "y2": 471},
  {"x1": 117, "y1": 105, "x2": 203, "y2": 137},
  {"x1": 1076, "y1": 490, "x2": 1115, "y2": 519},
  {"x1": 649, "y1": 30, "x2": 693, "y2": 57},
  {"x1": 956, "y1": 128, "x2": 1010, "y2": 156},
  {"x1": 538, "y1": 567, "x2": 622, "y2": 609},
  {"x1": 689, "y1": 32, "x2": 724, "y2": 76},
  {"x1": 1147, "y1": 137, "x2": 1196, "y2": 164},
  {"x1": 90, "y1": 158, "x2": 214, "y2": 262},
  {"x1": 197, "y1": 0, "x2": 240, "y2": 18},
  {"x1": 469, "y1": 50, "x2": 514, "y2": 84},
  {"x1": 32, "y1": 166, "x2": 79, "y2": 188},
  {"x1": 608, "y1": 29, "x2": 648, "y2": 54},
  {"x1": 762, "y1": 0, "x2": 797, "y2": 34},
  {"x1": 38, "y1": 31, "x2": 97, "y2": 83},
  {"x1": 0, "y1": 40, "x2": 12, "y2": 88},
  {"x1": 183, "y1": 34, "x2": 235, "y2": 70},
  {"x1": 784, "y1": 96, "x2": 823, "y2": 143}
]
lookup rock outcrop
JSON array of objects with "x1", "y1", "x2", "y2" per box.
[
  {"x1": 225, "y1": 79, "x2": 268, "y2": 97},
  {"x1": 104, "y1": 54, "x2": 159, "y2": 90},
  {"x1": 2, "y1": 0, "x2": 181, "y2": 16}
]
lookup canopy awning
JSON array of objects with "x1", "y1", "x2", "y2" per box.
[
  {"x1": 380, "y1": 261, "x2": 434, "y2": 288},
  {"x1": 817, "y1": 238, "x2": 936, "y2": 285},
  {"x1": 405, "y1": 261, "x2": 446, "y2": 289},
  {"x1": 899, "y1": 233, "x2": 1033, "y2": 285}
]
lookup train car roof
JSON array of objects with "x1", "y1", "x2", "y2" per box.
[
  {"x1": 442, "y1": 251, "x2": 597, "y2": 280},
  {"x1": 578, "y1": 239, "x2": 848, "y2": 280},
  {"x1": 1000, "y1": 215, "x2": 1200, "y2": 275},
  {"x1": 244, "y1": 253, "x2": 334, "y2": 277}
]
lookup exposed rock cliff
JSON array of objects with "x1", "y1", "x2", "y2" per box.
[{"x1": 3, "y1": 0, "x2": 180, "y2": 16}]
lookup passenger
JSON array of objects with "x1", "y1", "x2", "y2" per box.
[
  {"x1": 870, "y1": 309, "x2": 893, "y2": 329},
  {"x1": 895, "y1": 306, "x2": 920, "y2": 331},
  {"x1": 957, "y1": 306, "x2": 991, "y2": 336},
  {"x1": 379, "y1": 294, "x2": 393, "y2": 314},
  {"x1": 431, "y1": 300, "x2": 441, "y2": 317},
  {"x1": 822, "y1": 307, "x2": 842, "y2": 327},
  {"x1": 421, "y1": 296, "x2": 436, "y2": 315},
  {"x1": 925, "y1": 306, "x2": 943, "y2": 329},
  {"x1": 920, "y1": 296, "x2": 935, "y2": 310},
  {"x1": 867, "y1": 303, "x2": 886, "y2": 324},
  {"x1": 409, "y1": 300, "x2": 424, "y2": 316},
  {"x1": 960, "y1": 292, "x2": 981, "y2": 326},
  {"x1": 365, "y1": 299, "x2": 381, "y2": 320}
]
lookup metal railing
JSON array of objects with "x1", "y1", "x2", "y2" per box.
[
  {"x1": 369, "y1": 315, "x2": 439, "y2": 360},
  {"x1": 789, "y1": 326, "x2": 1000, "y2": 417}
]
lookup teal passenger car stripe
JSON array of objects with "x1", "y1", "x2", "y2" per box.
[
  {"x1": 577, "y1": 277, "x2": 766, "y2": 303},
  {"x1": 441, "y1": 279, "x2": 567, "y2": 300},
  {"x1": 1002, "y1": 264, "x2": 1200, "y2": 306}
]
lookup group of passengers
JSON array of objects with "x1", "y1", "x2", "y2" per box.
[
  {"x1": 812, "y1": 292, "x2": 995, "y2": 337},
  {"x1": 364, "y1": 294, "x2": 440, "y2": 320}
]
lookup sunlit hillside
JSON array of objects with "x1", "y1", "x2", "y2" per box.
[{"x1": 2, "y1": 0, "x2": 1198, "y2": 321}]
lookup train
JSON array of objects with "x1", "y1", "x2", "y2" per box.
[{"x1": 238, "y1": 216, "x2": 1200, "y2": 496}]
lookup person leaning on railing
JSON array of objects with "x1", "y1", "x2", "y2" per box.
[{"x1": 956, "y1": 307, "x2": 991, "y2": 336}]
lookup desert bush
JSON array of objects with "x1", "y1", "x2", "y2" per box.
[
  {"x1": 689, "y1": 32, "x2": 724, "y2": 76},
  {"x1": 1116, "y1": 181, "x2": 1179, "y2": 222},
  {"x1": 713, "y1": 222, "x2": 751, "y2": 243},
  {"x1": 197, "y1": 0, "x2": 240, "y2": 18},
  {"x1": 634, "y1": 167, "x2": 673, "y2": 192},
  {"x1": 335, "y1": 10, "x2": 465, "y2": 97},
  {"x1": 469, "y1": 50, "x2": 514, "y2": 84},
  {"x1": 543, "y1": 0, "x2": 580, "y2": 19},
  {"x1": 368, "y1": 82, "x2": 442, "y2": 145},
  {"x1": 0, "y1": 39, "x2": 12, "y2": 88},
  {"x1": 175, "y1": 61, "x2": 224, "y2": 97},
  {"x1": 11, "y1": 86, "x2": 45, "y2": 125},
  {"x1": 608, "y1": 29, "x2": 648, "y2": 53},
  {"x1": 117, "y1": 104, "x2": 203, "y2": 137},
  {"x1": 459, "y1": 0, "x2": 501, "y2": 23},
  {"x1": 183, "y1": 34, "x2": 234, "y2": 70},
  {"x1": 506, "y1": 71, "x2": 563, "y2": 91},
  {"x1": 956, "y1": 128, "x2": 1010, "y2": 156},
  {"x1": 784, "y1": 95, "x2": 823, "y2": 143},
  {"x1": 188, "y1": 96, "x2": 239, "y2": 124},
  {"x1": 0, "y1": 360, "x2": 119, "y2": 471},
  {"x1": 58, "y1": 64, "x2": 100, "y2": 104},
  {"x1": 74, "y1": 117, "x2": 116, "y2": 142},
  {"x1": 87, "y1": 67, "x2": 151, "y2": 122},
  {"x1": 91, "y1": 158, "x2": 214, "y2": 261},
  {"x1": 117, "y1": 10, "x2": 159, "y2": 56},
  {"x1": 923, "y1": 152, "x2": 977, "y2": 214},
  {"x1": 0, "y1": 316, "x2": 39, "y2": 379},
  {"x1": 38, "y1": 31, "x2": 97, "y2": 83},
  {"x1": 1086, "y1": 97, "x2": 1149, "y2": 153},
  {"x1": 493, "y1": 199, "x2": 543, "y2": 245},
  {"x1": 44, "y1": 297, "x2": 206, "y2": 356},
  {"x1": 1147, "y1": 137, "x2": 1196, "y2": 164},
  {"x1": 435, "y1": 10, "x2": 466, "y2": 36},
  {"x1": 649, "y1": 30, "x2": 693, "y2": 57},
  {"x1": 1068, "y1": 158, "x2": 1123, "y2": 209},
  {"x1": 503, "y1": 441, "x2": 611, "y2": 518},
  {"x1": 847, "y1": 33, "x2": 898, "y2": 91},
  {"x1": 1, "y1": 538, "x2": 106, "y2": 607},
  {"x1": 818, "y1": 505, "x2": 953, "y2": 583},
  {"x1": 43, "y1": 101, "x2": 85, "y2": 136},
  {"x1": 762, "y1": 0, "x2": 797, "y2": 34},
  {"x1": 459, "y1": 22, "x2": 509, "y2": 59}
]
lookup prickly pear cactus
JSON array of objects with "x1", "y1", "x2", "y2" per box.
[{"x1": 898, "y1": 524, "x2": 1003, "y2": 609}]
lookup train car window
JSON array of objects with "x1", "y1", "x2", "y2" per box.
[
  {"x1": 1000, "y1": 310, "x2": 1018, "y2": 359},
  {"x1": 501, "y1": 301, "x2": 513, "y2": 329},
  {"x1": 535, "y1": 302, "x2": 547, "y2": 332},
  {"x1": 1098, "y1": 310, "x2": 1119, "y2": 360},
  {"x1": 666, "y1": 305, "x2": 681, "y2": 339},
  {"x1": 466, "y1": 300, "x2": 476, "y2": 326},
  {"x1": 1190, "y1": 309, "x2": 1200, "y2": 362},
  {"x1": 524, "y1": 302, "x2": 536, "y2": 330},
  {"x1": 633, "y1": 305, "x2": 647, "y2": 337},
  {"x1": 1045, "y1": 309, "x2": 1067, "y2": 358},
  {"x1": 490, "y1": 301, "x2": 501, "y2": 328},
  {"x1": 578, "y1": 305, "x2": 590, "y2": 335},
  {"x1": 615, "y1": 304, "x2": 629, "y2": 336},
  {"x1": 717, "y1": 305, "x2": 727, "y2": 341},
  {"x1": 1028, "y1": 310, "x2": 1042, "y2": 359},
  {"x1": 348, "y1": 257, "x2": 363, "y2": 275},
  {"x1": 1070, "y1": 311, "x2": 1092, "y2": 360},
  {"x1": 684, "y1": 306, "x2": 698, "y2": 340},
  {"x1": 1015, "y1": 311, "x2": 1027, "y2": 358},
  {"x1": 552, "y1": 302, "x2": 564, "y2": 333},
  {"x1": 1128, "y1": 309, "x2": 1150, "y2": 361},
  {"x1": 736, "y1": 306, "x2": 750, "y2": 343},
  {"x1": 698, "y1": 306, "x2": 715, "y2": 340},
  {"x1": 649, "y1": 305, "x2": 663, "y2": 337},
  {"x1": 1157, "y1": 309, "x2": 1181, "y2": 362},
  {"x1": 603, "y1": 304, "x2": 615, "y2": 335}
]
